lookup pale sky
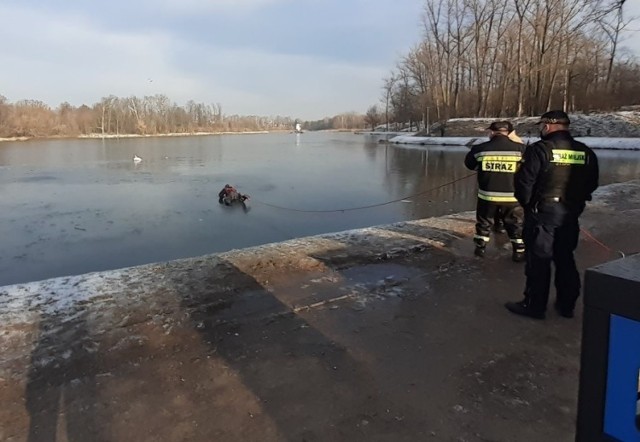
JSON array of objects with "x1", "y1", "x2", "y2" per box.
[
  {"x1": 621, "y1": 1, "x2": 640, "y2": 56},
  {"x1": 0, "y1": 1, "x2": 638, "y2": 120},
  {"x1": 0, "y1": 0, "x2": 424, "y2": 120}
]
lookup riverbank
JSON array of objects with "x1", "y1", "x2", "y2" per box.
[
  {"x1": 0, "y1": 130, "x2": 275, "y2": 143},
  {"x1": 385, "y1": 135, "x2": 640, "y2": 150},
  {"x1": 1, "y1": 180, "x2": 638, "y2": 441},
  {"x1": 360, "y1": 110, "x2": 640, "y2": 149},
  {"x1": 422, "y1": 111, "x2": 640, "y2": 138},
  {"x1": 0, "y1": 129, "x2": 371, "y2": 143}
]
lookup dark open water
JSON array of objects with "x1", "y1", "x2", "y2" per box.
[{"x1": 1, "y1": 132, "x2": 638, "y2": 285}]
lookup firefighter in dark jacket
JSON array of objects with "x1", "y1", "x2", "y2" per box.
[
  {"x1": 464, "y1": 121, "x2": 526, "y2": 261},
  {"x1": 505, "y1": 110, "x2": 599, "y2": 319}
]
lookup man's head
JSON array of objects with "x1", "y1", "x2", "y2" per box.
[
  {"x1": 486, "y1": 121, "x2": 513, "y2": 137},
  {"x1": 537, "y1": 110, "x2": 570, "y2": 137}
]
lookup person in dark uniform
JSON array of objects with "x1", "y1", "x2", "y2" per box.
[
  {"x1": 464, "y1": 121, "x2": 526, "y2": 261},
  {"x1": 218, "y1": 184, "x2": 249, "y2": 206},
  {"x1": 506, "y1": 110, "x2": 599, "y2": 319}
]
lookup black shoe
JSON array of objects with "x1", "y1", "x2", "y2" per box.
[
  {"x1": 505, "y1": 301, "x2": 545, "y2": 319},
  {"x1": 554, "y1": 303, "x2": 574, "y2": 318},
  {"x1": 512, "y1": 250, "x2": 525, "y2": 263},
  {"x1": 474, "y1": 246, "x2": 486, "y2": 257}
]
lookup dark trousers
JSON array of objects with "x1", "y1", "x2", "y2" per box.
[
  {"x1": 474, "y1": 199, "x2": 523, "y2": 246},
  {"x1": 522, "y1": 207, "x2": 581, "y2": 313}
]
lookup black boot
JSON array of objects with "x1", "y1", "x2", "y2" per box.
[
  {"x1": 554, "y1": 302, "x2": 574, "y2": 318},
  {"x1": 505, "y1": 301, "x2": 545, "y2": 319},
  {"x1": 473, "y1": 238, "x2": 487, "y2": 258},
  {"x1": 512, "y1": 247, "x2": 525, "y2": 263}
]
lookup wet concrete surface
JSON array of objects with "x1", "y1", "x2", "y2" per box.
[{"x1": 0, "y1": 181, "x2": 639, "y2": 441}]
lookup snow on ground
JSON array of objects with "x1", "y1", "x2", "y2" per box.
[
  {"x1": 388, "y1": 135, "x2": 640, "y2": 150},
  {"x1": 364, "y1": 111, "x2": 640, "y2": 149},
  {"x1": 433, "y1": 111, "x2": 640, "y2": 138},
  {"x1": 0, "y1": 269, "x2": 141, "y2": 325}
]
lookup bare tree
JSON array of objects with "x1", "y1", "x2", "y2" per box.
[
  {"x1": 381, "y1": 74, "x2": 397, "y2": 131},
  {"x1": 389, "y1": 0, "x2": 639, "y2": 119},
  {"x1": 364, "y1": 105, "x2": 382, "y2": 130},
  {"x1": 598, "y1": 0, "x2": 632, "y2": 89}
]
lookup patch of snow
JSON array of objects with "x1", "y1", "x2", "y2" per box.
[
  {"x1": 591, "y1": 180, "x2": 640, "y2": 201},
  {"x1": 389, "y1": 135, "x2": 640, "y2": 150},
  {"x1": 420, "y1": 112, "x2": 640, "y2": 138},
  {"x1": 359, "y1": 131, "x2": 417, "y2": 137},
  {"x1": 0, "y1": 268, "x2": 139, "y2": 324}
]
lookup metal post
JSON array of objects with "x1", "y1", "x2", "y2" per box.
[{"x1": 426, "y1": 107, "x2": 430, "y2": 135}]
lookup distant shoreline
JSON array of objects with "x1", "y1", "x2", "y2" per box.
[
  {"x1": 0, "y1": 130, "x2": 278, "y2": 143},
  {"x1": 0, "y1": 129, "x2": 364, "y2": 143}
]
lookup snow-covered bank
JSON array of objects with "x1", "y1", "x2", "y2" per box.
[
  {"x1": 0, "y1": 136, "x2": 30, "y2": 142},
  {"x1": 388, "y1": 135, "x2": 640, "y2": 150},
  {"x1": 0, "y1": 131, "x2": 272, "y2": 143},
  {"x1": 356, "y1": 131, "x2": 418, "y2": 136},
  {"x1": 424, "y1": 111, "x2": 640, "y2": 138}
]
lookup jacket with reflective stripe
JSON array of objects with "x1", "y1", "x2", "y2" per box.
[
  {"x1": 464, "y1": 134, "x2": 525, "y2": 203},
  {"x1": 514, "y1": 130, "x2": 599, "y2": 208}
]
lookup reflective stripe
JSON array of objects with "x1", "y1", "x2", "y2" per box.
[
  {"x1": 478, "y1": 194, "x2": 518, "y2": 202},
  {"x1": 474, "y1": 234, "x2": 490, "y2": 242},
  {"x1": 510, "y1": 238, "x2": 524, "y2": 244},
  {"x1": 475, "y1": 151, "x2": 521, "y2": 174},
  {"x1": 551, "y1": 149, "x2": 586, "y2": 165},
  {"x1": 474, "y1": 151, "x2": 522, "y2": 159},
  {"x1": 477, "y1": 190, "x2": 518, "y2": 203},
  {"x1": 481, "y1": 160, "x2": 517, "y2": 173},
  {"x1": 479, "y1": 155, "x2": 521, "y2": 162}
]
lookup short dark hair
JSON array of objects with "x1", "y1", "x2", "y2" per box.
[
  {"x1": 486, "y1": 121, "x2": 513, "y2": 132},
  {"x1": 537, "y1": 110, "x2": 570, "y2": 125}
]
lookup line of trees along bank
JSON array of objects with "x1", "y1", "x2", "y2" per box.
[
  {"x1": 373, "y1": 0, "x2": 639, "y2": 129},
  {"x1": 0, "y1": 94, "x2": 297, "y2": 138}
]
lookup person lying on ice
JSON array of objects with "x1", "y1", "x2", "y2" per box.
[{"x1": 218, "y1": 184, "x2": 249, "y2": 206}]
